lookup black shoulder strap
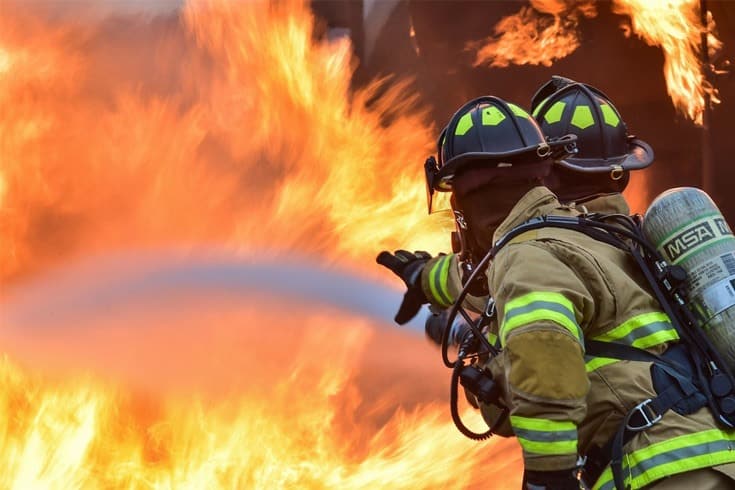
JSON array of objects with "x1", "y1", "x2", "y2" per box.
[
  {"x1": 496, "y1": 215, "x2": 735, "y2": 488},
  {"x1": 490, "y1": 214, "x2": 640, "y2": 259},
  {"x1": 585, "y1": 339, "x2": 661, "y2": 364}
]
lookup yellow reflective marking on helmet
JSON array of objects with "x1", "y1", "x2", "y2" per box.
[
  {"x1": 508, "y1": 103, "x2": 530, "y2": 119},
  {"x1": 571, "y1": 105, "x2": 594, "y2": 129},
  {"x1": 600, "y1": 104, "x2": 620, "y2": 127},
  {"x1": 482, "y1": 106, "x2": 506, "y2": 126},
  {"x1": 455, "y1": 112, "x2": 474, "y2": 136},
  {"x1": 532, "y1": 97, "x2": 550, "y2": 118},
  {"x1": 543, "y1": 101, "x2": 566, "y2": 124}
]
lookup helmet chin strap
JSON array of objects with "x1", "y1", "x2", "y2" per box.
[{"x1": 450, "y1": 209, "x2": 490, "y2": 296}]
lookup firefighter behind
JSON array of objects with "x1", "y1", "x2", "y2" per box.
[
  {"x1": 377, "y1": 96, "x2": 735, "y2": 489},
  {"x1": 531, "y1": 76, "x2": 653, "y2": 216}
]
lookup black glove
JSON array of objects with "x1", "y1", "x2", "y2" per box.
[
  {"x1": 376, "y1": 250, "x2": 431, "y2": 324},
  {"x1": 523, "y1": 468, "x2": 581, "y2": 490}
]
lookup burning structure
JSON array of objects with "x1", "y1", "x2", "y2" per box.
[
  {"x1": 317, "y1": 0, "x2": 734, "y2": 214},
  {"x1": 0, "y1": 0, "x2": 732, "y2": 488}
]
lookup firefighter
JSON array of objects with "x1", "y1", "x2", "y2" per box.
[
  {"x1": 423, "y1": 78, "x2": 653, "y2": 349},
  {"x1": 377, "y1": 96, "x2": 735, "y2": 489},
  {"x1": 531, "y1": 76, "x2": 653, "y2": 215}
]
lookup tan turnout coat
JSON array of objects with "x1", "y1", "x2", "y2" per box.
[{"x1": 420, "y1": 187, "x2": 735, "y2": 489}]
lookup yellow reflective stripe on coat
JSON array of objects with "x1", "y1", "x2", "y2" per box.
[
  {"x1": 427, "y1": 255, "x2": 454, "y2": 308},
  {"x1": 500, "y1": 292, "x2": 582, "y2": 347},
  {"x1": 510, "y1": 415, "x2": 578, "y2": 456},
  {"x1": 593, "y1": 428, "x2": 735, "y2": 490},
  {"x1": 585, "y1": 312, "x2": 679, "y2": 373},
  {"x1": 584, "y1": 357, "x2": 617, "y2": 373},
  {"x1": 593, "y1": 312, "x2": 678, "y2": 349}
]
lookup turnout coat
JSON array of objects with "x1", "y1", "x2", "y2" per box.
[{"x1": 420, "y1": 186, "x2": 735, "y2": 489}]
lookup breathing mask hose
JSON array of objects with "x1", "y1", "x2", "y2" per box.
[
  {"x1": 441, "y1": 248, "x2": 497, "y2": 368},
  {"x1": 438, "y1": 248, "x2": 506, "y2": 440},
  {"x1": 450, "y1": 362, "x2": 493, "y2": 440}
]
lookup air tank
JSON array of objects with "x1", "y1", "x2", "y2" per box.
[{"x1": 642, "y1": 187, "x2": 735, "y2": 371}]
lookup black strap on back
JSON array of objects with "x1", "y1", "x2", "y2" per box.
[
  {"x1": 493, "y1": 214, "x2": 735, "y2": 489},
  {"x1": 586, "y1": 340, "x2": 705, "y2": 489},
  {"x1": 494, "y1": 215, "x2": 735, "y2": 420},
  {"x1": 442, "y1": 212, "x2": 735, "y2": 485}
]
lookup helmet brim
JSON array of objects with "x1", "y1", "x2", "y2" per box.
[
  {"x1": 556, "y1": 138, "x2": 654, "y2": 173},
  {"x1": 434, "y1": 136, "x2": 576, "y2": 191}
]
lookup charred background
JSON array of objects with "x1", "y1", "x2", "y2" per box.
[{"x1": 314, "y1": 0, "x2": 735, "y2": 219}]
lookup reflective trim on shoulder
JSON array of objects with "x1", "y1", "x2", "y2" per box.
[
  {"x1": 500, "y1": 291, "x2": 582, "y2": 348},
  {"x1": 427, "y1": 254, "x2": 454, "y2": 308},
  {"x1": 593, "y1": 312, "x2": 679, "y2": 349},
  {"x1": 593, "y1": 429, "x2": 735, "y2": 490},
  {"x1": 585, "y1": 312, "x2": 678, "y2": 373},
  {"x1": 511, "y1": 415, "x2": 578, "y2": 456}
]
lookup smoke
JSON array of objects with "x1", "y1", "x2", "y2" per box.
[{"x1": 10, "y1": 0, "x2": 182, "y2": 20}]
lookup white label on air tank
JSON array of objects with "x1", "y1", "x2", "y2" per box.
[
  {"x1": 694, "y1": 274, "x2": 735, "y2": 320},
  {"x1": 687, "y1": 252, "x2": 735, "y2": 296}
]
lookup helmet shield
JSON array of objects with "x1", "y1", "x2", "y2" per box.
[{"x1": 424, "y1": 156, "x2": 453, "y2": 214}]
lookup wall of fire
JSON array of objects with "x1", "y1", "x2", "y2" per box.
[{"x1": 312, "y1": 0, "x2": 735, "y2": 221}]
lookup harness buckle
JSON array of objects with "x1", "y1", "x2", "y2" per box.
[
  {"x1": 626, "y1": 399, "x2": 662, "y2": 431},
  {"x1": 484, "y1": 297, "x2": 496, "y2": 318}
]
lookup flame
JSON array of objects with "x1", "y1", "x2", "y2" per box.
[
  {"x1": 0, "y1": 0, "x2": 452, "y2": 284},
  {"x1": 471, "y1": 0, "x2": 723, "y2": 125},
  {"x1": 471, "y1": 0, "x2": 598, "y2": 68},
  {"x1": 613, "y1": 0, "x2": 721, "y2": 125},
  {"x1": 0, "y1": 298, "x2": 522, "y2": 488},
  {"x1": 0, "y1": 0, "x2": 524, "y2": 487}
]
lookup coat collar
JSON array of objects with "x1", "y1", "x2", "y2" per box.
[{"x1": 492, "y1": 186, "x2": 575, "y2": 244}]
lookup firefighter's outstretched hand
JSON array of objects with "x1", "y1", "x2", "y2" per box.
[{"x1": 376, "y1": 250, "x2": 431, "y2": 325}]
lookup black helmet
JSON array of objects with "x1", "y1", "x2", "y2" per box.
[
  {"x1": 530, "y1": 75, "x2": 576, "y2": 116},
  {"x1": 426, "y1": 95, "x2": 575, "y2": 195},
  {"x1": 533, "y1": 81, "x2": 653, "y2": 175}
]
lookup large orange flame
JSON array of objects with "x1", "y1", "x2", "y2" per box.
[
  {"x1": 613, "y1": 0, "x2": 721, "y2": 125},
  {"x1": 0, "y1": 0, "x2": 524, "y2": 487},
  {"x1": 0, "y1": 293, "x2": 522, "y2": 488},
  {"x1": 0, "y1": 0, "x2": 453, "y2": 285},
  {"x1": 472, "y1": 0, "x2": 597, "y2": 68},
  {"x1": 471, "y1": 0, "x2": 723, "y2": 125}
]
